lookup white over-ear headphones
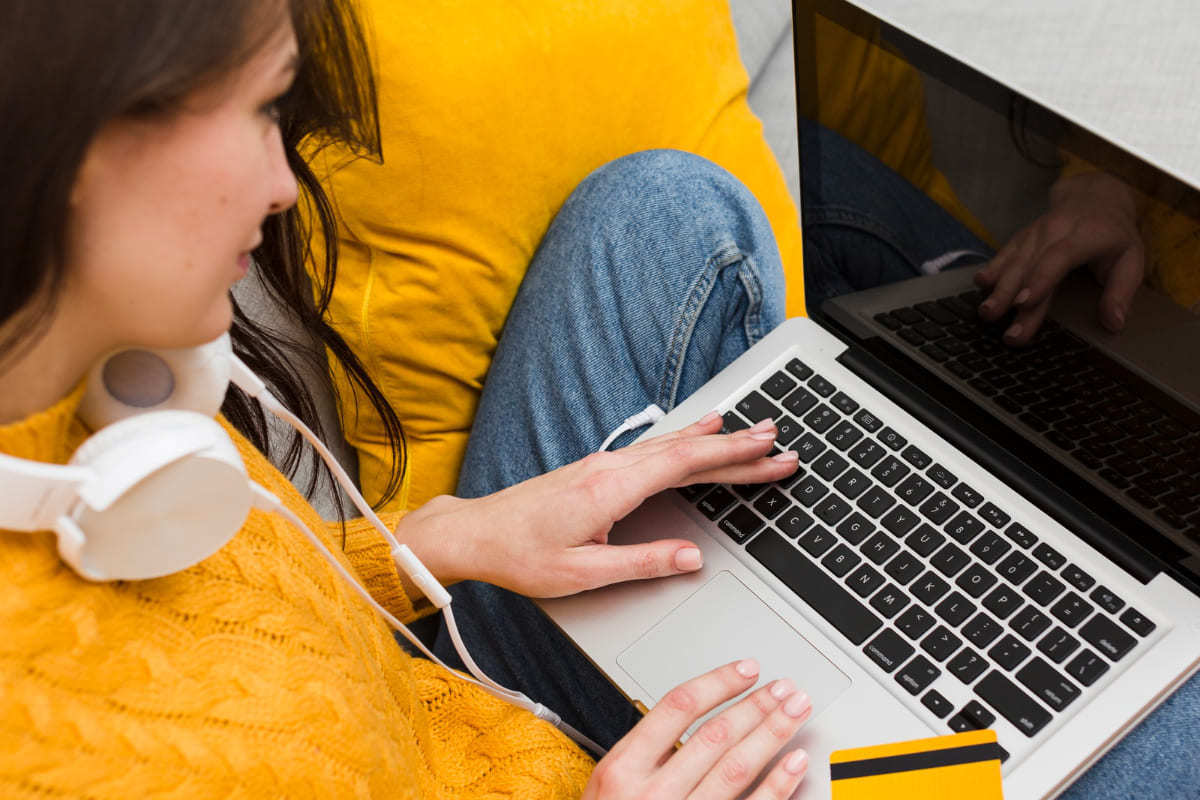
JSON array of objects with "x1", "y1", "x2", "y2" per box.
[{"x1": 0, "y1": 336, "x2": 603, "y2": 754}]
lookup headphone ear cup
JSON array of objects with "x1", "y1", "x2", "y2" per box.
[
  {"x1": 78, "y1": 334, "x2": 234, "y2": 430},
  {"x1": 63, "y1": 411, "x2": 252, "y2": 581}
]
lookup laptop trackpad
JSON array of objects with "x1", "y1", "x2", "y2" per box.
[{"x1": 617, "y1": 571, "x2": 851, "y2": 726}]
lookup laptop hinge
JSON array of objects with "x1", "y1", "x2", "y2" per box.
[{"x1": 835, "y1": 341, "x2": 1165, "y2": 586}]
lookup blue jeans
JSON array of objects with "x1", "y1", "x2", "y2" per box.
[{"x1": 431, "y1": 142, "x2": 1199, "y2": 795}]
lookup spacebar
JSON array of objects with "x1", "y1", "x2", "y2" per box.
[{"x1": 745, "y1": 529, "x2": 882, "y2": 645}]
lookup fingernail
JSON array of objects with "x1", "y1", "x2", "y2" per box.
[
  {"x1": 769, "y1": 678, "x2": 795, "y2": 701},
  {"x1": 674, "y1": 547, "x2": 703, "y2": 571},
  {"x1": 783, "y1": 749, "x2": 809, "y2": 776},
  {"x1": 699, "y1": 410, "x2": 721, "y2": 425},
  {"x1": 772, "y1": 450, "x2": 799, "y2": 463},
  {"x1": 1005, "y1": 323, "x2": 1023, "y2": 340},
  {"x1": 783, "y1": 691, "x2": 811, "y2": 718},
  {"x1": 980, "y1": 300, "x2": 994, "y2": 314},
  {"x1": 735, "y1": 659, "x2": 759, "y2": 678},
  {"x1": 1115, "y1": 308, "x2": 1126, "y2": 327},
  {"x1": 1014, "y1": 288, "x2": 1030, "y2": 305}
]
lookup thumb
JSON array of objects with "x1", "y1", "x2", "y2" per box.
[{"x1": 573, "y1": 540, "x2": 704, "y2": 591}]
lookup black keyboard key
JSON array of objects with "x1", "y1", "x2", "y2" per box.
[
  {"x1": 871, "y1": 456, "x2": 910, "y2": 487},
  {"x1": 896, "y1": 655, "x2": 941, "y2": 695},
  {"x1": 1050, "y1": 592, "x2": 1095, "y2": 628},
  {"x1": 746, "y1": 530, "x2": 882, "y2": 645},
  {"x1": 808, "y1": 374, "x2": 836, "y2": 397},
  {"x1": 813, "y1": 495, "x2": 853, "y2": 527},
  {"x1": 1037, "y1": 627, "x2": 1081, "y2": 664},
  {"x1": 774, "y1": 415, "x2": 804, "y2": 446},
  {"x1": 897, "y1": 474, "x2": 936, "y2": 506},
  {"x1": 862, "y1": 532, "x2": 900, "y2": 565},
  {"x1": 1003, "y1": 523, "x2": 1037, "y2": 549},
  {"x1": 879, "y1": 427, "x2": 907, "y2": 451},
  {"x1": 983, "y1": 585, "x2": 1024, "y2": 620},
  {"x1": 893, "y1": 307, "x2": 925, "y2": 325},
  {"x1": 753, "y1": 488, "x2": 790, "y2": 520},
  {"x1": 1010, "y1": 606, "x2": 1052, "y2": 641},
  {"x1": 1062, "y1": 564, "x2": 1096, "y2": 592},
  {"x1": 961, "y1": 699, "x2": 997, "y2": 729},
  {"x1": 902, "y1": 447, "x2": 933, "y2": 471},
  {"x1": 948, "y1": 648, "x2": 988, "y2": 684},
  {"x1": 964, "y1": 613, "x2": 1004, "y2": 648},
  {"x1": 1079, "y1": 614, "x2": 1137, "y2": 661},
  {"x1": 906, "y1": 524, "x2": 945, "y2": 557},
  {"x1": 697, "y1": 486, "x2": 737, "y2": 520},
  {"x1": 797, "y1": 527, "x2": 837, "y2": 558},
  {"x1": 945, "y1": 511, "x2": 985, "y2": 544},
  {"x1": 928, "y1": 464, "x2": 958, "y2": 490},
  {"x1": 849, "y1": 439, "x2": 886, "y2": 468},
  {"x1": 719, "y1": 505, "x2": 765, "y2": 543},
  {"x1": 785, "y1": 358, "x2": 814, "y2": 381},
  {"x1": 865, "y1": 629, "x2": 915, "y2": 672},
  {"x1": 825, "y1": 421, "x2": 863, "y2": 451},
  {"x1": 1090, "y1": 586, "x2": 1125, "y2": 614},
  {"x1": 854, "y1": 409, "x2": 883, "y2": 433},
  {"x1": 732, "y1": 481, "x2": 769, "y2": 501},
  {"x1": 947, "y1": 713, "x2": 977, "y2": 733},
  {"x1": 762, "y1": 370, "x2": 797, "y2": 400},
  {"x1": 782, "y1": 387, "x2": 819, "y2": 417},
  {"x1": 1065, "y1": 649, "x2": 1110, "y2": 687},
  {"x1": 931, "y1": 543, "x2": 970, "y2": 577},
  {"x1": 921, "y1": 626, "x2": 962, "y2": 662},
  {"x1": 997, "y1": 552, "x2": 1038, "y2": 586},
  {"x1": 678, "y1": 483, "x2": 711, "y2": 502},
  {"x1": 1023, "y1": 571, "x2": 1067, "y2": 606},
  {"x1": 956, "y1": 564, "x2": 998, "y2": 598},
  {"x1": 833, "y1": 468, "x2": 871, "y2": 500},
  {"x1": 922, "y1": 690, "x2": 954, "y2": 718},
  {"x1": 882, "y1": 507, "x2": 921, "y2": 538},
  {"x1": 988, "y1": 634, "x2": 1032, "y2": 671},
  {"x1": 1120, "y1": 608, "x2": 1156, "y2": 637},
  {"x1": 813, "y1": 451, "x2": 850, "y2": 481},
  {"x1": 721, "y1": 411, "x2": 750, "y2": 433},
  {"x1": 1032, "y1": 543, "x2": 1067, "y2": 570},
  {"x1": 837, "y1": 512, "x2": 875, "y2": 545},
  {"x1": 870, "y1": 584, "x2": 912, "y2": 618},
  {"x1": 776, "y1": 507, "x2": 814, "y2": 538},
  {"x1": 792, "y1": 432, "x2": 825, "y2": 463},
  {"x1": 804, "y1": 404, "x2": 838, "y2": 434},
  {"x1": 822, "y1": 544, "x2": 861, "y2": 577},
  {"x1": 790, "y1": 476, "x2": 829, "y2": 508},
  {"x1": 856, "y1": 486, "x2": 896, "y2": 519},
  {"x1": 970, "y1": 532, "x2": 1011, "y2": 565},
  {"x1": 935, "y1": 591, "x2": 976, "y2": 627},
  {"x1": 979, "y1": 502, "x2": 1011, "y2": 529},
  {"x1": 1016, "y1": 657, "x2": 1080, "y2": 712},
  {"x1": 976, "y1": 670, "x2": 1052, "y2": 737},
  {"x1": 920, "y1": 493, "x2": 960, "y2": 526},
  {"x1": 884, "y1": 551, "x2": 923, "y2": 586},
  {"x1": 736, "y1": 391, "x2": 778, "y2": 423},
  {"x1": 952, "y1": 482, "x2": 984, "y2": 508},
  {"x1": 847, "y1": 564, "x2": 886, "y2": 598},
  {"x1": 897, "y1": 606, "x2": 937, "y2": 640},
  {"x1": 831, "y1": 391, "x2": 859, "y2": 415}
]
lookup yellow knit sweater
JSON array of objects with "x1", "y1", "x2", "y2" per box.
[{"x1": 0, "y1": 386, "x2": 594, "y2": 798}]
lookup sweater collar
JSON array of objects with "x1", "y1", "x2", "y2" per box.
[{"x1": 0, "y1": 382, "x2": 89, "y2": 464}]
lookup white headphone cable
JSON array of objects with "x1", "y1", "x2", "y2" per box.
[{"x1": 597, "y1": 403, "x2": 665, "y2": 452}]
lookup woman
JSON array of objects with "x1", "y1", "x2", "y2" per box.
[{"x1": 0, "y1": 0, "x2": 812, "y2": 797}]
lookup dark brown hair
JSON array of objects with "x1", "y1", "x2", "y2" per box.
[{"x1": 0, "y1": 0, "x2": 405, "y2": 508}]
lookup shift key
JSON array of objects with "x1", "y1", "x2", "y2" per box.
[
  {"x1": 976, "y1": 670, "x2": 1052, "y2": 737},
  {"x1": 746, "y1": 529, "x2": 882, "y2": 645}
]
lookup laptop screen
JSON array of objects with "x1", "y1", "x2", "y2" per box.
[{"x1": 792, "y1": 0, "x2": 1200, "y2": 589}]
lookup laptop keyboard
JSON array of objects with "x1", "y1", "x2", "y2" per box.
[
  {"x1": 872, "y1": 291, "x2": 1200, "y2": 541},
  {"x1": 678, "y1": 357, "x2": 1160, "y2": 749}
]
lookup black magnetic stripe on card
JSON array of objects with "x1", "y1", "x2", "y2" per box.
[{"x1": 829, "y1": 742, "x2": 1006, "y2": 781}]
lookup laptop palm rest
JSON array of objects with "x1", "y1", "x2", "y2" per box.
[{"x1": 616, "y1": 570, "x2": 851, "y2": 730}]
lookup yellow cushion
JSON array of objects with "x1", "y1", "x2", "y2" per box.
[{"x1": 311, "y1": 0, "x2": 805, "y2": 510}]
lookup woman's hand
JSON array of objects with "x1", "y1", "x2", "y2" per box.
[
  {"x1": 397, "y1": 412, "x2": 799, "y2": 597},
  {"x1": 584, "y1": 659, "x2": 811, "y2": 800},
  {"x1": 973, "y1": 170, "x2": 1144, "y2": 345}
]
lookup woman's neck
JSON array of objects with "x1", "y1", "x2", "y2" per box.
[{"x1": 0, "y1": 318, "x2": 105, "y2": 426}]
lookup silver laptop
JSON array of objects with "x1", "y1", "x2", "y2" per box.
[{"x1": 541, "y1": 3, "x2": 1200, "y2": 798}]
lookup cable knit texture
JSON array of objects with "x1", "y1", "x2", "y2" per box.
[{"x1": 0, "y1": 387, "x2": 594, "y2": 798}]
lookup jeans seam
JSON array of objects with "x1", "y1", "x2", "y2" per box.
[
  {"x1": 804, "y1": 204, "x2": 924, "y2": 273},
  {"x1": 658, "y1": 240, "x2": 761, "y2": 410}
]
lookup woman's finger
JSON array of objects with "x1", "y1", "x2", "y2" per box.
[
  {"x1": 682, "y1": 450, "x2": 800, "y2": 488},
  {"x1": 654, "y1": 679, "x2": 799, "y2": 797},
  {"x1": 557, "y1": 538, "x2": 708, "y2": 592},
  {"x1": 979, "y1": 223, "x2": 1044, "y2": 320},
  {"x1": 689, "y1": 689, "x2": 813, "y2": 800},
  {"x1": 1095, "y1": 243, "x2": 1145, "y2": 331},
  {"x1": 745, "y1": 749, "x2": 810, "y2": 800},
  {"x1": 617, "y1": 660, "x2": 763, "y2": 773}
]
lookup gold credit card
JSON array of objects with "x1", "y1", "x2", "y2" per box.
[{"x1": 830, "y1": 729, "x2": 1006, "y2": 799}]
